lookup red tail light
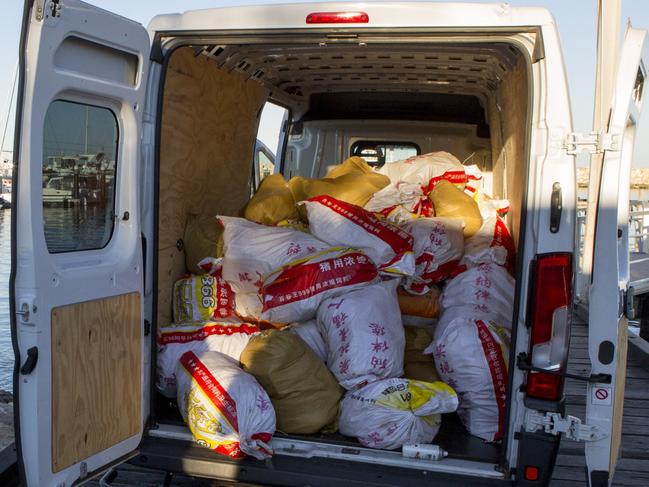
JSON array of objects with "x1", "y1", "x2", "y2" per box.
[
  {"x1": 306, "y1": 11, "x2": 369, "y2": 24},
  {"x1": 526, "y1": 253, "x2": 573, "y2": 401}
]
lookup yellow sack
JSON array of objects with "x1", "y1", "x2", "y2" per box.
[
  {"x1": 404, "y1": 326, "x2": 440, "y2": 383},
  {"x1": 429, "y1": 180, "x2": 483, "y2": 237},
  {"x1": 240, "y1": 329, "x2": 343, "y2": 434},
  {"x1": 184, "y1": 215, "x2": 224, "y2": 275},
  {"x1": 288, "y1": 157, "x2": 390, "y2": 208},
  {"x1": 243, "y1": 174, "x2": 299, "y2": 225},
  {"x1": 325, "y1": 156, "x2": 374, "y2": 178}
]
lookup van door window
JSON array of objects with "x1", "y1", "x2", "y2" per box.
[
  {"x1": 254, "y1": 102, "x2": 288, "y2": 188},
  {"x1": 351, "y1": 141, "x2": 420, "y2": 167},
  {"x1": 42, "y1": 100, "x2": 118, "y2": 253}
]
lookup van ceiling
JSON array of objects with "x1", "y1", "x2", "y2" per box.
[{"x1": 197, "y1": 41, "x2": 521, "y2": 108}]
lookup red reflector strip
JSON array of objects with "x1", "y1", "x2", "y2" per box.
[
  {"x1": 524, "y1": 465, "x2": 539, "y2": 481},
  {"x1": 306, "y1": 11, "x2": 369, "y2": 24},
  {"x1": 527, "y1": 371, "x2": 563, "y2": 402}
]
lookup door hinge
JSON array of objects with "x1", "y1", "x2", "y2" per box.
[
  {"x1": 524, "y1": 410, "x2": 607, "y2": 442},
  {"x1": 563, "y1": 132, "x2": 621, "y2": 155}
]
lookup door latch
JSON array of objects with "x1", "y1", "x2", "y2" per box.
[
  {"x1": 524, "y1": 409, "x2": 606, "y2": 442},
  {"x1": 16, "y1": 302, "x2": 31, "y2": 323}
]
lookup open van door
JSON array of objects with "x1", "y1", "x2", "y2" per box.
[
  {"x1": 11, "y1": 1, "x2": 150, "y2": 486},
  {"x1": 585, "y1": 27, "x2": 647, "y2": 486}
]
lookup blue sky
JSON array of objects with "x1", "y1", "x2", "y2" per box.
[{"x1": 0, "y1": 0, "x2": 647, "y2": 165}]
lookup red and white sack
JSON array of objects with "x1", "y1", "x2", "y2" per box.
[
  {"x1": 302, "y1": 195, "x2": 415, "y2": 276},
  {"x1": 463, "y1": 165, "x2": 483, "y2": 201},
  {"x1": 478, "y1": 197, "x2": 511, "y2": 219},
  {"x1": 173, "y1": 273, "x2": 236, "y2": 323},
  {"x1": 218, "y1": 216, "x2": 328, "y2": 294},
  {"x1": 375, "y1": 151, "x2": 467, "y2": 193},
  {"x1": 365, "y1": 182, "x2": 426, "y2": 223},
  {"x1": 288, "y1": 320, "x2": 328, "y2": 362},
  {"x1": 261, "y1": 248, "x2": 379, "y2": 323},
  {"x1": 176, "y1": 350, "x2": 275, "y2": 459},
  {"x1": 400, "y1": 217, "x2": 465, "y2": 294},
  {"x1": 317, "y1": 282, "x2": 405, "y2": 390},
  {"x1": 156, "y1": 320, "x2": 260, "y2": 398},
  {"x1": 441, "y1": 263, "x2": 515, "y2": 328},
  {"x1": 462, "y1": 216, "x2": 515, "y2": 272},
  {"x1": 339, "y1": 378, "x2": 458, "y2": 450},
  {"x1": 425, "y1": 317, "x2": 510, "y2": 442}
]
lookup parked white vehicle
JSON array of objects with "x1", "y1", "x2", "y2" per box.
[{"x1": 9, "y1": 1, "x2": 647, "y2": 487}]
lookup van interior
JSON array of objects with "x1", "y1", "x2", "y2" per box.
[{"x1": 152, "y1": 33, "x2": 530, "y2": 471}]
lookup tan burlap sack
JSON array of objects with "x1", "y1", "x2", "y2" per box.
[{"x1": 240, "y1": 330, "x2": 343, "y2": 434}]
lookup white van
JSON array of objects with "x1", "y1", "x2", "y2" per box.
[{"x1": 9, "y1": 1, "x2": 647, "y2": 486}]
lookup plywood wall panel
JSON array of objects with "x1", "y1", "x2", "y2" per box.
[
  {"x1": 487, "y1": 56, "x2": 528, "y2": 248},
  {"x1": 157, "y1": 47, "x2": 268, "y2": 325},
  {"x1": 51, "y1": 292, "x2": 141, "y2": 473}
]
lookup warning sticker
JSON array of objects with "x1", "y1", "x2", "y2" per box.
[{"x1": 591, "y1": 386, "x2": 612, "y2": 406}]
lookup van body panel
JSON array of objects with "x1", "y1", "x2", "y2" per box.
[
  {"x1": 585, "y1": 27, "x2": 647, "y2": 486},
  {"x1": 147, "y1": 2, "x2": 555, "y2": 33},
  {"x1": 12, "y1": 1, "x2": 150, "y2": 485},
  {"x1": 504, "y1": 19, "x2": 576, "y2": 471}
]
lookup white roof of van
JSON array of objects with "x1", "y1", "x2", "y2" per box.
[{"x1": 148, "y1": 2, "x2": 556, "y2": 34}]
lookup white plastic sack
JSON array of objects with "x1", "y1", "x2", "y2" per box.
[
  {"x1": 234, "y1": 292, "x2": 264, "y2": 321},
  {"x1": 425, "y1": 317, "x2": 510, "y2": 442},
  {"x1": 339, "y1": 378, "x2": 458, "y2": 450},
  {"x1": 441, "y1": 263, "x2": 515, "y2": 328},
  {"x1": 176, "y1": 350, "x2": 275, "y2": 459},
  {"x1": 218, "y1": 216, "x2": 328, "y2": 293},
  {"x1": 261, "y1": 248, "x2": 379, "y2": 323},
  {"x1": 156, "y1": 320, "x2": 260, "y2": 398},
  {"x1": 462, "y1": 216, "x2": 515, "y2": 272},
  {"x1": 302, "y1": 195, "x2": 415, "y2": 276},
  {"x1": 317, "y1": 282, "x2": 405, "y2": 390},
  {"x1": 288, "y1": 320, "x2": 328, "y2": 362},
  {"x1": 375, "y1": 151, "x2": 467, "y2": 192},
  {"x1": 173, "y1": 273, "x2": 236, "y2": 323},
  {"x1": 364, "y1": 182, "x2": 424, "y2": 213},
  {"x1": 400, "y1": 217, "x2": 465, "y2": 294}
]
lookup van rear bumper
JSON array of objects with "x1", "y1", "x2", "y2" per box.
[{"x1": 133, "y1": 436, "x2": 513, "y2": 487}]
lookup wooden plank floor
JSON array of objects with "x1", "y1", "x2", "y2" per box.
[
  {"x1": 551, "y1": 321, "x2": 649, "y2": 486},
  {"x1": 88, "y1": 321, "x2": 649, "y2": 486}
]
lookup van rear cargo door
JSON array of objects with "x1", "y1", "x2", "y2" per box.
[
  {"x1": 11, "y1": 1, "x2": 150, "y2": 486},
  {"x1": 585, "y1": 27, "x2": 647, "y2": 487}
]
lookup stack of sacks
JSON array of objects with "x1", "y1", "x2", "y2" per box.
[
  {"x1": 156, "y1": 320, "x2": 260, "y2": 398},
  {"x1": 176, "y1": 350, "x2": 276, "y2": 459},
  {"x1": 301, "y1": 195, "x2": 415, "y2": 276},
  {"x1": 289, "y1": 156, "x2": 390, "y2": 208},
  {"x1": 367, "y1": 151, "x2": 468, "y2": 219},
  {"x1": 424, "y1": 262, "x2": 515, "y2": 442},
  {"x1": 240, "y1": 329, "x2": 343, "y2": 434}
]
